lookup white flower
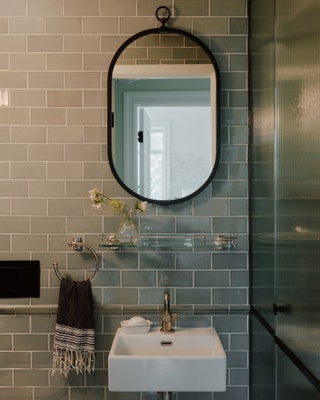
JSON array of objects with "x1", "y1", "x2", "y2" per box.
[
  {"x1": 137, "y1": 201, "x2": 148, "y2": 212},
  {"x1": 88, "y1": 188, "x2": 100, "y2": 201},
  {"x1": 88, "y1": 188, "x2": 107, "y2": 210},
  {"x1": 92, "y1": 202, "x2": 103, "y2": 210}
]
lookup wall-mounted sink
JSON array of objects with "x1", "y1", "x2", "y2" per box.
[{"x1": 108, "y1": 327, "x2": 226, "y2": 392}]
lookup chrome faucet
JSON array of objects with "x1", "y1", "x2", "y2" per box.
[{"x1": 161, "y1": 292, "x2": 177, "y2": 333}]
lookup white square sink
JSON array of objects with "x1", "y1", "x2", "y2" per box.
[{"x1": 108, "y1": 327, "x2": 226, "y2": 392}]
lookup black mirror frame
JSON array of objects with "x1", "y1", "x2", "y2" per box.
[{"x1": 107, "y1": 24, "x2": 220, "y2": 205}]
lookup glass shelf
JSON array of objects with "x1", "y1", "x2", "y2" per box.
[{"x1": 98, "y1": 234, "x2": 237, "y2": 251}]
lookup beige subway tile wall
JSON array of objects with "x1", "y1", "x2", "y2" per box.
[{"x1": 0, "y1": 1, "x2": 249, "y2": 399}]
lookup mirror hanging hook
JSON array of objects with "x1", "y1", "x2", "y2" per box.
[{"x1": 155, "y1": 6, "x2": 171, "y2": 27}]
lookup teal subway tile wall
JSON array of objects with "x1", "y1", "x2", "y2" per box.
[{"x1": 0, "y1": 0, "x2": 248, "y2": 399}]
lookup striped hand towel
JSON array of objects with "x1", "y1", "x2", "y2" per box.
[{"x1": 52, "y1": 278, "x2": 95, "y2": 377}]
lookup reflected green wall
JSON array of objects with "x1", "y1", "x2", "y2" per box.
[{"x1": 250, "y1": 0, "x2": 320, "y2": 397}]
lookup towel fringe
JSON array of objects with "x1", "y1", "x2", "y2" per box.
[{"x1": 52, "y1": 347, "x2": 95, "y2": 377}]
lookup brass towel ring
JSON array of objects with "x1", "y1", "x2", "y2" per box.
[{"x1": 53, "y1": 238, "x2": 99, "y2": 282}]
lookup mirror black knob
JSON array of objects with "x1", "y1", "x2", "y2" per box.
[{"x1": 137, "y1": 131, "x2": 143, "y2": 143}]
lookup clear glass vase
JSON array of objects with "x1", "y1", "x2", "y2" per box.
[{"x1": 116, "y1": 217, "x2": 139, "y2": 244}]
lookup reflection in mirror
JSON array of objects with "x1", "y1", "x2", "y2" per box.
[{"x1": 108, "y1": 30, "x2": 220, "y2": 204}]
